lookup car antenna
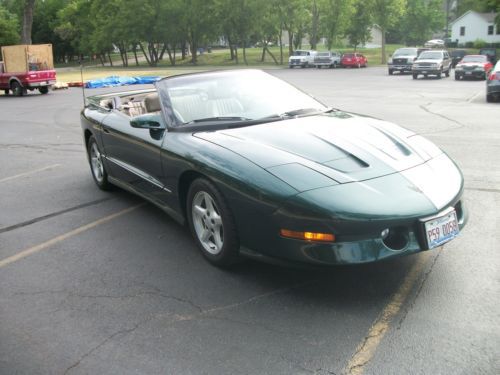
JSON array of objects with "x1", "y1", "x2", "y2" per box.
[{"x1": 79, "y1": 58, "x2": 86, "y2": 107}]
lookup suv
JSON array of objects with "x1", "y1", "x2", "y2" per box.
[
  {"x1": 288, "y1": 50, "x2": 317, "y2": 68},
  {"x1": 412, "y1": 50, "x2": 452, "y2": 79},
  {"x1": 388, "y1": 47, "x2": 428, "y2": 75},
  {"x1": 314, "y1": 51, "x2": 341, "y2": 68}
]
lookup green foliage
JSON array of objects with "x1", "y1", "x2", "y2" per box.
[
  {"x1": 0, "y1": 4, "x2": 20, "y2": 47},
  {"x1": 398, "y1": 0, "x2": 443, "y2": 46},
  {"x1": 371, "y1": 0, "x2": 406, "y2": 63},
  {"x1": 473, "y1": 39, "x2": 488, "y2": 48},
  {"x1": 318, "y1": 0, "x2": 354, "y2": 49},
  {"x1": 346, "y1": 0, "x2": 372, "y2": 49}
]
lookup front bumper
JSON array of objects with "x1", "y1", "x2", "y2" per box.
[
  {"x1": 455, "y1": 70, "x2": 486, "y2": 79},
  {"x1": 388, "y1": 64, "x2": 412, "y2": 72},
  {"x1": 242, "y1": 199, "x2": 467, "y2": 266}
]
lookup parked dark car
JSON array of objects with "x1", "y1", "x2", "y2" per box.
[
  {"x1": 450, "y1": 50, "x2": 467, "y2": 68},
  {"x1": 454, "y1": 55, "x2": 493, "y2": 80},
  {"x1": 487, "y1": 61, "x2": 500, "y2": 102},
  {"x1": 81, "y1": 69, "x2": 467, "y2": 267},
  {"x1": 479, "y1": 48, "x2": 497, "y2": 64}
]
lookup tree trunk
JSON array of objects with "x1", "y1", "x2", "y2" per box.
[
  {"x1": 99, "y1": 54, "x2": 105, "y2": 66},
  {"x1": 133, "y1": 44, "x2": 139, "y2": 66},
  {"x1": 310, "y1": 0, "x2": 319, "y2": 50},
  {"x1": 107, "y1": 52, "x2": 113, "y2": 67},
  {"x1": 264, "y1": 45, "x2": 278, "y2": 65},
  {"x1": 288, "y1": 31, "x2": 294, "y2": 55},
  {"x1": 242, "y1": 42, "x2": 248, "y2": 66},
  {"x1": 139, "y1": 42, "x2": 152, "y2": 66},
  {"x1": 381, "y1": 28, "x2": 387, "y2": 64},
  {"x1": 181, "y1": 41, "x2": 187, "y2": 60},
  {"x1": 21, "y1": 0, "x2": 36, "y2": 44},
  {"x1": 279, "y1": 29, "x2": 283, "y2": 65}
]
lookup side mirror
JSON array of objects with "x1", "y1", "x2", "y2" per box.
[{"x1": 130, "y1": 113, "x2": 164, "y2": 129}]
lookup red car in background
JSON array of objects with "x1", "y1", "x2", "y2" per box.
[
  {"x1": 454, "y1": 55, "x2": 493, "y2": 80},
  {"x1": 341, "y1": 53, "x2": 368, "y2": 68}
]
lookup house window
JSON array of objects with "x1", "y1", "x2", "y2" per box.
[
  {"x1": 488, "y1": 25, "x2": 494, "y2": 35},
  {"x1": 460, "y1": 26, "x2": 465, "y2": 36},
  {"x1": 497, "y1": 26, "x2": 500, "y2": 35}
]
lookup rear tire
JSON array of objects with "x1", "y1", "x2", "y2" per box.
[
  {"x1": 3, "y1": 89, "x2": 8, "y2": 95},
  {"x1": 486, "y1": 94, "x2": 494, "y2": 103},
  {"x1": 39, "y1": 86, "x2": 49, "y2": 94},
  {"x1": 388, "y1": 69, "x2": 393, "y2": 75},
  {"x1": 11, "y1": 81, "x2": 23, "y2": 97},
  {"x1": 412, "y1": 74, "x2": 418, "y2": 80},
  {"x1": 187, "y1": 178, "x2": 240, "y2": 267},
  {"x1": 87, "y1": 135, "x2": 112, "y2": 190}
]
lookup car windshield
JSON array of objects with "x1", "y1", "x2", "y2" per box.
[
  {"x1": 418, "y1": 51, "x2": 443, "y2": 60},
  {"x1": 394, "y1": 48, "x2": 416, "y2": 56},
  {"x1": 292, "y1": 51, "x2": 308, "y2": 56},
  {"x1": 461, "y1": 55, "x2": 487, "y2": 63},
  {"x1": 155, "y1": 70, "x2": 328, "y2": 127}
]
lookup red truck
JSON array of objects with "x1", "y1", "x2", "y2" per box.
[{"x1": 0, "y1": 44, "x2": 56, "y2": 96}]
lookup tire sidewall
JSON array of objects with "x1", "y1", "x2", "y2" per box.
[
  {"x1": 187, "y1": 178, "x2": 240, "y2": 266},
  {"x1": 87, "y1": 135, "x2": 111, "y2": 190}
]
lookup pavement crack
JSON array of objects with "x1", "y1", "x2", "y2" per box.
[
  {"x1": 63, "y1": 316, "x2": 152, "y2": 375},
  {"x1": 0, "y1": 198, "x2": 113, "y2": 234},
  {"x1": 396, "y1": 250, "x2": 442, "y2": 329},
  {"x1": 418, "y1": 102, "x2": 467, "y2": 135}
]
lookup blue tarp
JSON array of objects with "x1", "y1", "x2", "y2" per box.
[{"x1": 85, "y1": 76, "x2": 160, "y2": 88}]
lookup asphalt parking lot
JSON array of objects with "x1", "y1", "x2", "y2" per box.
[{"x1": 1, "y1": 66, "x2": 499, "y2": 375}]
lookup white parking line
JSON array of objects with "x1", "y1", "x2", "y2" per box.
[
  {"x1": 0, "y1": 164, "x2": 62, "y2": 183},
  {"x1": 0, "y1": 204, "x2": 145, "y2": 269}
]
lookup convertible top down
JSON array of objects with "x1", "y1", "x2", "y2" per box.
[{"x1": 81, "y1": 69, "x2": 467, "y2": 267}]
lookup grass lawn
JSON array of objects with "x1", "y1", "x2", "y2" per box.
[{"x1": 55, "y1": 45, "x2": 407, "y2": 82}]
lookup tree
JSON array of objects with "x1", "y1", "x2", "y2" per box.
[
  {"x1": 399, "y1": 0, "x2": 443, "y2": 46},
  {"x1": 21, "y1": 0, "x2": 35, "y2": 44},
  {"x1": 0, "y1": 5, "x2": 20, "y2": 48},
  {"x1": 371, "y1": 0, "x2": 406, "y2": 64},
  {"x1": 318, "y1": 0, "x2": 354, "y2": 50},
  {"x1": 274, "y1": 0, "x2": 310, "y2": 55},
  {"x1": 345, "y1": 0, "x2": 372, "y2": 50}
]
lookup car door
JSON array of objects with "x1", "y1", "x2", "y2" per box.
[{"x1": 100, "y1": 107, "x2": 167, "y2": 199}]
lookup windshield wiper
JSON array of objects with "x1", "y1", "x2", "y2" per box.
[
  {"x1": 260, "y1": 108, "x2": 327, "y2": 121},
  {"x1": 184, "y1": 116, "x2": 252, "y2": 124}
]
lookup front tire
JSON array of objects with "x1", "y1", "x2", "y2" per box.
[
  {"x1": 487, "y1": 94, "x2": 494, "y2": 103},
  {"x1": 388, "y1": 69, "x2": 393, "y2": 75},
  {"x1": 187, "y1": 178, "x2": 240, "y2": 267},
  {"x1": 87, "y1": 135, "x2": 111, "y2": 190},
  {"x1": 413, "y1": 73, "x2": 418, "y2": 79}
]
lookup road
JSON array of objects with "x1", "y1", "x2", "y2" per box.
[{"x1": 0, "y1": 67, "x2": 499, "y2": 375}]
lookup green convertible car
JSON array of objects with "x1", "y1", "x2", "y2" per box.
[{"x1": 81, "y1": 70, "x2": 467, "y2": 267}]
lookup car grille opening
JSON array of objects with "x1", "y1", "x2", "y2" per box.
[{"x1": 382, "y1": 227, "x2": 410, "y2": 251}]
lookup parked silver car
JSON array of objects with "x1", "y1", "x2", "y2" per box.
[{"x1": 412, "y1": 50, "x2": 452, "y2": 79}]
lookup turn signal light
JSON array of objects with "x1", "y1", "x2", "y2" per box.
[{"x1": 280, "y1": 229, "x2": 335, "y2": 242}]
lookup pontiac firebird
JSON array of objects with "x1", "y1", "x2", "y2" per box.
[{"x1": 81, "y1": 70, "x2": 467, "y2": 267}]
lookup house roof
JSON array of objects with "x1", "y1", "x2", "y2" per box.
[{"x1": 451, "y1": 10, "x2": 498, "y2": 25}]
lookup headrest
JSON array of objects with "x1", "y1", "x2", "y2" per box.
[{"x1": 144, "y1": 93, "x2": 161, "y2": 112}]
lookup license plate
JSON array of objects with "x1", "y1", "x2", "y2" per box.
[
  {"x1": 465, "y1": 72, "x2": 472, "y2": 75},
  {"x1": 424, "y1": 209, "x2": 459, "y2": 249},
  {"x1": 422, "y1": 70, "x2": 427, "y2": 74}
]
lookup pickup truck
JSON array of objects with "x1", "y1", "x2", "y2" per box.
[
  {"x1": 288, "y1": 50, "x2": 317, "y2": 68},
  {"x1": 0, "y1": 44, "x2": 56, "y2": 96}
]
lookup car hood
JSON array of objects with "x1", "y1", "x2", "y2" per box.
[
  {"x1": 415, "y1": 59, "x2": 443, "y2": 64},
  {"x1": 194, "y1": 113, "x2": 444, "y2": 192},
  {"x1": 457, "y1": 62, "x2": 486, "y2": 67}
]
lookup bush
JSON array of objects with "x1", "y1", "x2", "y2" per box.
[{"x1": 473, "y1": 39, "x2": 487, "y2": 49}]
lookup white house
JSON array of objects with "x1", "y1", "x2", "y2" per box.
[{"x1": 450, "y1": 10, "x2": 500, "y2": 44}]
